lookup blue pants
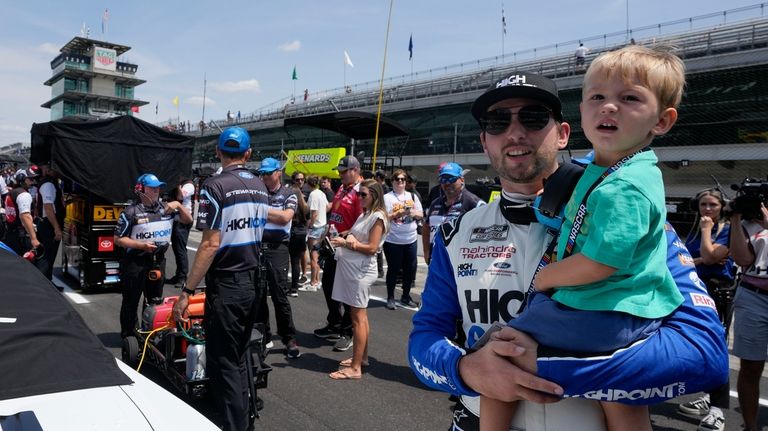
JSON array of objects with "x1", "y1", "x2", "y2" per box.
[{"x1": 509, "y1": 291, "x2": 661, "y2": 354}]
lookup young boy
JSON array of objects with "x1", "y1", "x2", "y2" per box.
[{"x1": 481, "y1": 45, "x2": 686, "y2": 430}]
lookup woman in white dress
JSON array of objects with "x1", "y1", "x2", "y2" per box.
[{"x1": 329, "y1": 179, "x2": 389, "y2": 380}]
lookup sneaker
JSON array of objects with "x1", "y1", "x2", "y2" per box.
[
  {"x1": 298, "y1": 283, "x2": 318, "y2": 292},
  {"x1": 333, "y1": 335, "x2": 353, "y2": 352},
  {"x1": 679, "y1": 395, "x2": 710, "y2": 416},
  {"x1": 285, "y1": 339, "x2": 301, "y2": 359},
  {"x1": 313, "y1": 326, "x2": 341, "y2": 340},
  {"x1": 265, "y1": 340, "x2": 274, "y2": 349},
  {"x1": 697, "y1": 407, "x2": 724, "y2": 431},
  {"x1": 288, "y1": 290, "x2": 299, "y2": 298},
  {"x1": 165, "y1": 275, "x2": 180, "y2": 285},
  {"x1": 386, "y1": 299, "x2": 396, "y2": 310},
  {"x1": 297, "y1": 275, "x2": 309, "y2": 285},
  {"x1": 400, "y1": 297, "x2": 419, "y2": 309}
]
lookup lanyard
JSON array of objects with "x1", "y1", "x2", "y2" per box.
[
  {"x1": 562, "y1": 148, "x2": 649, "y2": 258},
  {"x1": 519, "y1": 148, "x2": 648, "y2": 312}
]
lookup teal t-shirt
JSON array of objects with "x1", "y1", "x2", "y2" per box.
[{"x1": 552, "y1": 150, "x2": 683, "y2": 318}]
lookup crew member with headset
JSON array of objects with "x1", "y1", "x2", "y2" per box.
[
  {"x1": 35, "y1": 162, "x2": 65, "y2": 281},
  {"x1": 172, "y1": 127, "x2": 282, "y2": 431},
  {"x1": 115, "y1": 173, "x2": 191, "y2": 339},
  {"x1": 3, "y1": 166, "x2": 41, "y2": 256}
]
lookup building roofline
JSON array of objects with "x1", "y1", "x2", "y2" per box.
[{"x1": 60, "y1": 36, "x2": 131, "y2": 56}]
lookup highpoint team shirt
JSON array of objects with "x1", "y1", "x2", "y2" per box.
[
  {"x1": 115, "y1": 202, "x2": 174, "y2": 256},
  {"x1": 196, "y1": 165, "x2": 269, "y2": 272},
  {"x1": 263, "y1": 184, "x2": 297, "y2": 244}
]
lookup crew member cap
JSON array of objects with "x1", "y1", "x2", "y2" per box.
[
  {"x1": 332, "y1": 155, "x2": 361, "y2": 172},
  {"x1": 471, "y1": 71, "x2": 563, "y2": 122},
  {"x1": 24, "y1": 165, "x2": 40, "y2": 178},
  {"x1": 218, "y1": 127, "x2": 251, "y2": 153},
  {"x1": 258, "y1": 157, "x2": 282, "y2": 173},
  {"x1": 137, "y1": 173, "x2": 165, "y2": 188},
  {"x1": 439, "y1": 162, "x2": 466, "y2": 178}
]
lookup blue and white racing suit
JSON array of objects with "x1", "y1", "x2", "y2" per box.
[{"x1": 408, "y1": 197, "x2": 729, "y2": 430}]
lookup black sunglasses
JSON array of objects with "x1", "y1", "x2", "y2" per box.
[
  {"x1": 393, "y1": 177, "x2": 407, "y2": 182},
  {"x1": 358, "y1": 192, "x2": 369, "y2": 198},
  {"x1": 479, "y1": 105, "x2": 553, "y2": 135}
]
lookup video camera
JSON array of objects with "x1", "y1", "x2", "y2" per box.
[{"x1": 727, "y1": 178, "x2": 768, "y2": 220}]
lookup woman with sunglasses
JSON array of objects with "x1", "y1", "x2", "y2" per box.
[
  {"x1": 382, "y1": 169, "x2": 424, "y2": 310},
  {"x1": 328, "y1": 179, "x2": 389, "y2": 380},
  {"x1": 677, "y1": 189, "x2": 735, "y2": 428}
]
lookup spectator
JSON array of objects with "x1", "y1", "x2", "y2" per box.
[
  {"x1": 374, "y1": 170, "x2": 390, "y2": 194},
  {"x1": 382, "y1": 169, "x2": 423, "y2": 310},
  {"x1": 422, "y1": 162, "x2": 484, "y2": 265},
  {"x1": 289, "y1": 181, "x2": 310, "y2": 297},
  {"x1": 237, "y1": 110, "x2": 241, "y2": 122},
  {"x1": 3, "y1": 167, "x2": 41, "y2": 256},
  {"x1": 320, "y1": 176, "x2": 335, "y2": 203},
  {"x1": 328, "y1": 179, "x2": 389, "y2": 380},
  {"x1": 300, "y1": 175, "x2": 328, "y2": 292},
  {"x1": 730, "y1": 200, "x2": 768, "y2": 431},
  {"x1": 313, "y1": 156, "x2": 363, "y2": 353},
  {"x1": 167, "y1": 178, "x2": 196, "y2": 287},
  {"x1": 291, "y1": 171, "x2": 311, "y2": 285},
  {"x1": 35, "y1": 163, "x2": 65, "y2": 283},
  {"x1": 575, "y1": 42, "x2": 589, "y2": 70}
]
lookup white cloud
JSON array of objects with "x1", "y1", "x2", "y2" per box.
[
  {"x1": 37, "y1": 42, "x2": 60, "y2": 55},
  {"x1": 277, "y1": 40, "x2": 301, "y2": 52},
  {"x1": 210, "y1": 79, "x2": 261, "y2": 93},
  {"x1": 186, "y1": 96, "x2": 217, "y2": 107}
]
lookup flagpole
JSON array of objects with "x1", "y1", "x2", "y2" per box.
[
  {"x1": 372, "y1": 0, "x2": 395, "y2": 171},
  {"x1": 501, "y1": 2, "x2": 505, "y2": 58},
  {"x1": 202, "y1": 73, "x2": 207, "y2": 123},
  {"x1": 343, "y1": 55, "x2": 346, "y2": 89}
]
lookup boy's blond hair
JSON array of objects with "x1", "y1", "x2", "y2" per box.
[{"x1": 584, "y1": 45, "x2": 685, "y2": 110}]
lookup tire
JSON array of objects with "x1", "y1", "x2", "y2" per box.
[{"x1": 121, "y1": 336, "x2": 140, "y2": 367}]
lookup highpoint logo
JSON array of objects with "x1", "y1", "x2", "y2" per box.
[
  {"x1": 411, "y1": 357, "x2": 449, "y2": 387},
  {"x1": 226, "y1": 216, "x2": 265, "y2": 232},
  {"x1": 135, "y1": 229, "x2": 171, "y2": 240},
  {"x1": 457, "y1": 263, "x2": 477, "y2": 277},
  {"x1": 565, "y1": 382, "x2": 685, "y2": 402},
  {"x1": 497, "y1": 74, "x2": 527, "y2": 88}
]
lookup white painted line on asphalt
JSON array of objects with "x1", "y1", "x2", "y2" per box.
[
  {"x1": 369, "y1": 294, "x2": 419, "y2": 311},
  {"x1": 53, "y1": 275, "x2": 90, "y2": 304},
  {"x1": 729, "y1": 390, "x2": 768, "y2": 407}
]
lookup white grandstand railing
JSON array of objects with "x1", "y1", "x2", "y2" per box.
[{"x1": 173, "y1": 3, "x2": 767, "y2": 135}]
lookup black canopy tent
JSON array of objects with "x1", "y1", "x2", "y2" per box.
[
  {"x1": 30, "y1": 116, "x2": 195, "y2": 203},
  {"x1": 283, "y1": 111, "x2": 410, "y2": 139}
]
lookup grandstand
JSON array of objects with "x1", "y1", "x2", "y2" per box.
[{"x1": 186, "y1": 3, "x2": 768, "y2": 199}]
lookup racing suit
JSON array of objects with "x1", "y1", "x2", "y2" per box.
[{"x1": 409, "y1": 196, "x2": 729, "y2": 430}]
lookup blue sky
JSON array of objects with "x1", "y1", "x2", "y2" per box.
[{"x1": 0, "y1": 0, "x2": 762, "y2": 144}]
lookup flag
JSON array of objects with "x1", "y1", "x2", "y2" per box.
[
  {"x1": 408, "y1": 34, "x2": 413, "y2": 60},
  {"x1": 172, "y1": 96, "x2": 179, "y2": 107},
  {"x1": 155, "y1": 102, "x2": 158, "y2": 115},
  {"x1": 292, "y1": 66, "x2": 298, "y2": 80},
  {"x1": 502, "y1": 4, "x2": 507, "y2": 35},
  {"x1": 102, "y1": 9, "x2": 109, "y2": 34},
  {"x1": 130, "y1": 106, "x2": 139, "y2": 113},
  {"x1": 344, "y1": 50, "x2": 354, "y2": 68}
]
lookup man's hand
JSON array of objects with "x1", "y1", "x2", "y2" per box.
[
  {"x1": 172, "y1": 294, "x2": 190, "y2": 323},
  {"x1": 31, "y1": 238, "x2": 41, "y2": 249},
  {"x1": 144, "y1": 242, "x2": 158, "y2": 253},
  {"x1": 459, "y1": 332, "x2": 563, "y2": 403},
  {"x1": 54, "y1": 228, "x2": 62, "y2": 241}
]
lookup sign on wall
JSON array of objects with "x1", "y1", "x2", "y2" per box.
[{"x1": 93, "y1": 46, "x2": 117, "y2": 71}]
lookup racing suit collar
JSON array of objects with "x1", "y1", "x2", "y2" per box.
[{"x1": 499, "y1": 195, "x2": 537, "y2": 225}]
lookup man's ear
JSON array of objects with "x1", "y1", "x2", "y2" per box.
[
  {"x1": 652, "y1": 107, "x2": 678, "y2": 136},
  {"x1": 557, "y1": 122, "x2": 571, "y2": 150},
  {"x1": 480, "y1": 131, "x2": 488, "y2": 156}
]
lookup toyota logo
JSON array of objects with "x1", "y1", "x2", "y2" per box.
[{"x1": 100, "y1": 239, "x2": 112, "y2": 248}]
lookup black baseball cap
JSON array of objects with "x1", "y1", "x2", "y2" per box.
[
  {"x1": 332, "y1": 155, "x2": 361, "y2": 172},
  {"x1": 471, "y1": 72, "x2": 563, "y2": 122}
]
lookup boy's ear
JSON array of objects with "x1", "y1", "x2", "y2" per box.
[{"x1": 652, "y1": 107, "x2": 678, "y2": 136}]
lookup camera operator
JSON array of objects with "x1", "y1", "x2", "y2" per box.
[{"x1": 729, "y1": 192, "x2": 768, "y2": 431}]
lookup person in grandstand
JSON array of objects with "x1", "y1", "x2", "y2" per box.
[{"x1": 408, "y1": 71, "x2": 728, "y2": 430}]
